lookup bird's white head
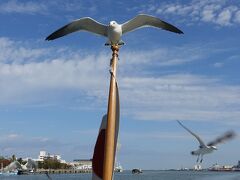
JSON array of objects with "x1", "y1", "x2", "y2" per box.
[
  {"x1": 109, "y1": 21, "x2": 118, "y2": 28},
  {"x1": 211, "y1": 146, "x2": 218, "y2": 150}
]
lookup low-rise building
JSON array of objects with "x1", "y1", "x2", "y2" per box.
[
  {"x1": 35, "y1": 151, "x2": 66, "y2": 163},
  {"x1": 69, "y1": 159, "x2": 92, "y2": 170}
]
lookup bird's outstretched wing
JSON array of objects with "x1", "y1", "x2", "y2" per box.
[
  {"x1": 207, "y1": 131, "x2": 236, "y2": 146},
  {"x1": 121, "y1": 14, "x2": 183, "y2": 35},
  {"x1": 4, "y1": 161, "x2": 22, "y2": 171},
  {"x1": 46, "y1": 17, "x2": 108, "y2": 40},
  {"x1": 177, "y1": 120, "x2": 206, "y2": 148}
]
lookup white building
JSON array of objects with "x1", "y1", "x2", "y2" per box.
[
  {"x1": 36, "y1": 151, "x2": 66, "y2": 163},
  {"x1": 70, "y1": 159, "x2": 92, "y2": 170}
]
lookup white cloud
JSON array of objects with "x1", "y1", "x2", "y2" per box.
[
  {"x1": 213, "y1": 62, "x2": 224, "y2": 68},
  {"x1": 121, "y1": 130, "x2": 235, "y2": 142},
  {"x1": 234, "y1": 10, "x2": 240, "y2": 23},
  {"x1": 0, "y1": 37, "x2": 239, "y2": 124},
  {"x1": 0, "y1": 0, "x2": 47, "y2": 14},
  {"x1": 0, "y1": 56, "x2": 109, "y2": 105},
  {"x1": 0, "y1": 38, "x2": 47, "y2": 63},
  {"x1": 0, "y1": 0, "x2": 97, "y2": 17},
  {"x1": 0, "y1": 37, "x2": 206, "y2": 105},
  {"x1": 122, "y1": 131, "x2": 190, "y2": 140},
  {"x1": 201, "y1": 4, "x2": 220, "y2": 22},
  {"x1": 0, "y1": 133, "x2": 22, "y2": 141},
  {"x1": 140, "y1": 0, "x2": 240, "y2": 26},
  {"x1": 120, "y1": 46, "x2": 203, "y2": 68},
  {"x1": 0, "y1": 133, "x2": 67, "y2": 158},
  {"x1": 216, "y1": 8, "x2": 232, "y2": 26},
  {"x1": 120, "y1": 75, "x2": 240, "y2": 122},
  {"x1": 7, "y1": 134, "x2": 21, "y2": 139}
]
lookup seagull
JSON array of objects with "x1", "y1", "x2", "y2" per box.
[
  {"x1": 3, "y1": 159, "x2": 37, "y2": 172},
  {"x1": 46, "y1": 14, "x2": 183, "y2": 45},
  {"x1": 177, "y1": 120, "x2": 236, "y2": 163}
]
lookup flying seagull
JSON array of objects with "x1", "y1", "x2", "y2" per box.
[
  {"x1": 177, "y1": 120, "x2": 236, "y2": 163},
  {"x1": 46, "y1": 14, "x2": 183, "y2": 45}
]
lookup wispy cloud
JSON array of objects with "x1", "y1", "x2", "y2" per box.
[
  {"x1": 0, "y1": 132, "x2": 95, "y2": 160},
  {"x1": 0, "y1": 0, "x2": 47, "y2": 14},
  {"x1": 0, "y1": 37, "x2": 110, "y2": 106},
  {"x1": 139, "y1": 0, "x2": 240, "y2": 26},
  {"x1": 0, "y1": 133, "x2": 22, "y2": 141},
  {"x1": 120, "y1": 45, "x2": 203, "y2": 68},
  {"x1": 121, "y1": 130, "x2": 237, "y2": 142},
  {"x1": 0, "y1": 0, "x2": 97, "y2": 17},
  {"x1": 213, "y1": 62, "x2": 224, "y2": 68},
  {"x1": 235, "y1": 10, "x2": 240, "y2": 23},
  {"x1": 120, "y1": 75, "x2": 240, "y2": 123},
  {"x1": 0, "y1": 37, "x2": 48, "y2": 63},
  {"x1": 7, "y1": 133, "x2": 21, "y2": 139},
  {"x1": 122, "y1": 131, "x2": 190, "y2": 140},
  {"x1": 0, "y1": 37, "x2": 239, "y2": 124},
  {"x1": 0, "y1": 37, "x2": 206, "y2": 106},
  {"x1": 0, "y1": 132, "x2": 70, "y2": 157}
]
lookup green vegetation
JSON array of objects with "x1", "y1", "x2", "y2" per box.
[{"x1": 38, "y1": 159, "x2": 71, "y2": 169}]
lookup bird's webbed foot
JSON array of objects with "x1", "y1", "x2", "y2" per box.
[{"x1": 105, "y1": 42, "x2": 111, "y2": 46}]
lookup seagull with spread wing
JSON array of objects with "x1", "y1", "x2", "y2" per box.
[
  {"x1": 46, "y1": 14, "x2": 183, "y2": 45},
  {"x1": 177, "y1": 120, "x2": 236, "y2": 163}
]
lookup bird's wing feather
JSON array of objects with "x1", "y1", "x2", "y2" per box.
[
  {"x1": 207, "y1": 131, "x2": 236, "y2": 146},
  {"x1": 121, "y1": 14, "x2": 183, "y2": 34},
  {"x1": 177, "y1": 120, "x2": 206, "y2": 148},
  {"x1": 46, "y1": 17, "x2": 108, "y2": 40}
]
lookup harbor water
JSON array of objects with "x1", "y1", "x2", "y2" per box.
[{"x1": 1, "y1": 171, "x2": 240, "y2": 180}]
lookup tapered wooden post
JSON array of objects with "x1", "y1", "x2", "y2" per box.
[{"x1": 103, "y1": 45, "x2": 119, "y2": 180}]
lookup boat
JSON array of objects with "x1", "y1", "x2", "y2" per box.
[
  {"x1": 132, "y1": 168, "x2": 142, "y2": 174},
  {"x1": 114, "y1": 142, "x2": 123, "y2": 172},
  {"x1": 17, "y1": 169, "x2": 35, "y2": 175},
  {"x1": 115, "y1": 163, "x2": 123, "y2": 172}
]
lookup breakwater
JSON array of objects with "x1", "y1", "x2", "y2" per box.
[{"x1": 36, "y1": 169, "x2": 92, "y2": 174}]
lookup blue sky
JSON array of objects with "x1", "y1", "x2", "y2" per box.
[{"x1": 0, "y1": 0, "x2": 240, "y2": 170}]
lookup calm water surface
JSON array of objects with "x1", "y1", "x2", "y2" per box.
[{"x1": 1, "y1": 171, "x2": 240, "y2": 180}]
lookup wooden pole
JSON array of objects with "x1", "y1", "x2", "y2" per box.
[{"x1": 103, "y1": 45, "x2": 119, "y2": 180}]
